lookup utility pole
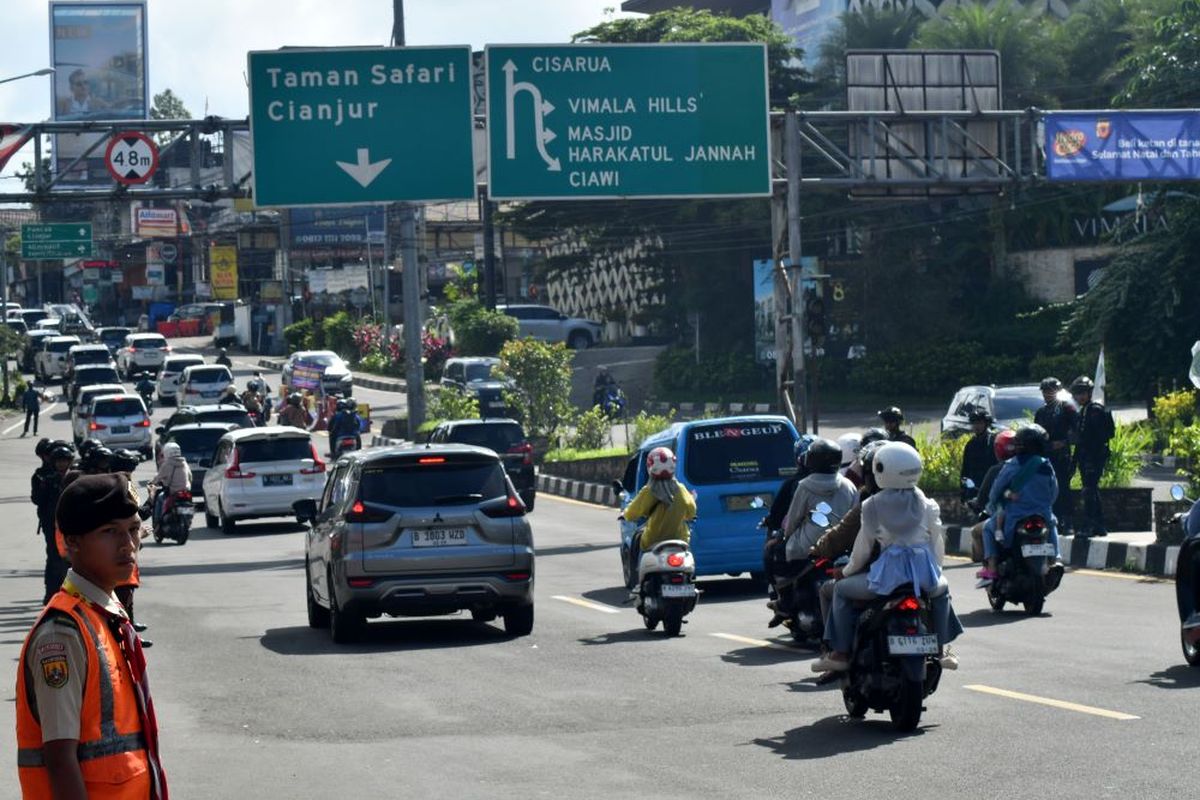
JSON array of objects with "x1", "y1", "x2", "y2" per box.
[
  {"x1": 785, "y1": 111, "x2": 808, "y2": 434},
  {"x1": 393, "y1": 0, "x2": 425, "y2": 436},
  {"x1": 480, "y1": 187, "x2": 497, "y2": 308}
]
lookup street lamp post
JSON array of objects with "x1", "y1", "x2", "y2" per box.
[{"x1": 0, "y1": 67, "x2": 55, "y2": 86}]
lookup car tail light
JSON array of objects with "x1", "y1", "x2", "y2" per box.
[
  {"x1": 897, "y1": 596, "x2": 920, "y2": 612},
  {"x1": 482, "y1": 494, "x2": 526, "y2": 518},
  {"x1": 666, "y1": 553, "x2": 685, "y2": 568},
  {"x1": 300, "y1": 444, "x2": 326, "y2": 474},
  {"x1": 135, "y1": 418, "x2": 151, "y2": 427},
  {"x1": 344, "y1": 500, "x2": 393, "y2": 523},
  {"x1": 225, "y1": 448, "x2": 256, "y2": 479},
  {"x1": 89, "y1": 421, "x2": 106, "y2": 431},
  {"x1": 503, "y1": 572, "x2": 530, "y2": 581},
  {"x1": 347, "y1": 577, "x2": 374, "y2": 588},
  {"x1": 418, "y1": 456, "x2": 446, "y2": 464},
  {"x1": 507, "y1": 442, "x2": 534, "y2": 466}
]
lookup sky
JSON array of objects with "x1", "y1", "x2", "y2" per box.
[{"x1": 0, "y1": 0, "x2": 633, "y2": 124}]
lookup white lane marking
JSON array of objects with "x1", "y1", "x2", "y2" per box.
[
  {"x1": 552, "y1": 595, "x2": 622, "y2": 614},
  {"x1": 964, "y1": 684, "x2": 1140, "y2": 721},
  {"x1": 710, "y1": 632, "x2": 796, "y2": 652},
  {"x1": 4, "y1": 402, "x2": 59, "y2": 435}
]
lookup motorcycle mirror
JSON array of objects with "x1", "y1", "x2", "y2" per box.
[
  {"x1": 815, "y1": 501, "x2": 833, "y2": 514},
  {"x1": 1171, "y1": 484, "x2": 1187, "y2": 502},
  {"x1": 810, "y1": 511, "x2": 830, "y2": 527},
  {"x1": 749, "y1": 496, "x2": 765, "y2": 510},
  {"x1": 964, "y1": 478, "x2": 976, "y2": 489}
]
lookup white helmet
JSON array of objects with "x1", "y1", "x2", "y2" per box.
[
  {"x1": 646, "y1": 446, "x2": 677, "y2": 480},
  {"x1": 872, "y1": 442, "x2": 923, "y2": 490},
  {"x1": 162, "y1": 442, "x2": 182, "y2": 459},
  {"x1": 836, "y1": 433, "x2": 862, "y2": 467}
]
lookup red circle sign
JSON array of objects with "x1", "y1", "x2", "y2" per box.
[{"x1": 105, "y1": 131, "x2": 159, "y2": 185}]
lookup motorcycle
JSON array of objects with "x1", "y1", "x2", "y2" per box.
[
  {"x1": 598, "y1": 386, "x2": 627, "y2": 420},
  {"x1": 331, "y1": 433, "x2": 361, "y2": 459},
  {"x1": 633, "y1": 538, "x2": 697, "y2": 636},
  {"x1": 1170, "y1": 485, "x2": 1200, "y2": 667},
  {"x1": 763, "y1": 502, "x2": 845, "y2": 645},
  {"x1": 840, "y1": 589, "x2": 943, "y2": 732},
  {"x1": 152, "y1": 484, "x2": 194, "y2": 545},
  {"x1": 134, "y1": 374, "x2": 155, "y2": 412},
  {"x1": 986, "y1": 514, "x2": 1062, "y2": 616}
]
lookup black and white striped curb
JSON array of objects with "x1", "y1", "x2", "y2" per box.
[
  {"x1": 536, "y1": 474, "x2": 622, "y2": 508},
  {"x1": 256, "y1": 358, "x2": 406, "y2": 394},
  {"x1": 943, "y1": 526, "x2": 1180, "y2": 578},
  {"x1": 369, "y1": 435, "x2": 409, "y2": 448},
  {"x1": 643, "y1": 401, "x2": 776, "y2": 418}
]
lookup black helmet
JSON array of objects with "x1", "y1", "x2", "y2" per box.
[
  {"x1": 860, "y1": 439, "x2": 887, "y2": 471},
  {"x1": 804, "y1": 438, "x2": 843, "y2": 474},
  {"x1": 78, "y1": 438, "x2": 100, "y2": 456},
  {"x1": 49, "y1": 445, "x2": 75, "y2": 464},
  {"x1": 85, "y1": 446, "x2": 114, "y2": 471},
  {"x1": 219, "y1": 347, "x2": 227, "y2": 355},
  {"x1": 1013, "y1": 424, "x2": 1049, "y2": 455},
  {"x1": 1039, "y1": 377, "x2": 1062, "y2": 392},
  {"x1": 878, "y1": 406, "x2": 904, "y2": 423},
  {"x1": 968, "y1": 408, "x2": 994, "y2": 424},
  {"x1": 35, "y1": 437, "x2": 52, "y2": 458},
  {"x1": 109, "y1": 449, "x2": 141, "y2": 473},
  {"x1": 288, "y1": 392, "x2": 302, "y2": 407},
  {"x1": 860, "y1": 427, "x2": 889, "y2": 447},
  {"x1": 1069, "y1": 375, "x2": 1095, "y2": 394}
]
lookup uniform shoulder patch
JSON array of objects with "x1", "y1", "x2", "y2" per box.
[{"x1": 41, "y1": 656, "x2": 69, "y2": 689}]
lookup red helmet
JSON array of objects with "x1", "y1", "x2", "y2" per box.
[
  {"x1": 993, "y1": 429, "x2": 1017, "y2": 461},
  {"x1": 646, "y1": 446, "x2": 677, "y2": 480}
]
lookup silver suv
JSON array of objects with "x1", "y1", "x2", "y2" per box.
[{"x1": 297, "y1": 444, "x2": 535, "y2": 643}]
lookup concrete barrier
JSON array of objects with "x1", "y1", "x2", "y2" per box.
[{"x1": 943, "y1": 525, "x2": 1179, "y2": 578}]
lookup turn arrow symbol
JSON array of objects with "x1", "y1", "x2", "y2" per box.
[{"x1": 336, "y1": 148, "x2": 392, "y2": 188}]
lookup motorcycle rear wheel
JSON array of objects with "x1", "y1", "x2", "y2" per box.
[
  {"x1": 842, "y1": 688, "x2": 868, "y2": 719},
  {"x1": 889, "y1": 677, "x2": 924, "y2": 732},
  {"x1": 987, "y1": 587, "x2": 1006, "y2": 612},
  {"x1": 642, "y1": 613, "x2": 658, "y2": 631},
  {"x1": 1184, "y1": 630, "x2": 1200, "y2": 667},
  {"x1": 1023, "y1": 581, "x2": 1045, "y2": 616},
  {"x1": 662, "y1": 602, "x2": 684, "y2": 637}
]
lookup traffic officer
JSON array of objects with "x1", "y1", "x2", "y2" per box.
[
  {"x1": 877, "y1": 406, "x2": 917, "y2": 447},
  {"x1": 1034, "y1": 377, "x2": 1078, "y2": 534},
  {"x1": 15, "y1": 473, "x2": 168, "y2": 799},
  {"x1": 33, "y1": 443, "x2": 75, "y2": 605},
  {"x1": 1071, "y1": 375, "x2": 1115, "y2": 537}
]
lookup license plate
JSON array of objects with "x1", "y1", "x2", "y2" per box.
[
  {"x1": 111, "y1": 426, "x2": 130, "y2": 434},
  {"x1": 178, "y1": 507, "x2": 194, "y2": 516},
  {"x1": 412, "y1": 528, "x2": 469, "y2": 547},
  {"x1": 660, "y1": 583, "x2": 696, "y2": 598},
  {"x1": 262, "y1": 474, "x2": 293, "y2": 487},
  {"x1": 887, "y1": 635, "x2": 938, "y2": 656},
  {"x1": 202, "y1": 390, "x2": 221, "y2": 398},
  {"x1": 1021, "y1": 543, "x2": 1056, "y2": 557},
  {"x1": 725, "y1": 493, "x2": 771, "y2": 512}
]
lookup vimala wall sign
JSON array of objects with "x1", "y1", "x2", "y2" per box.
[{"x1": 485, "y1": 43, "x2": 771, "y2": 200}]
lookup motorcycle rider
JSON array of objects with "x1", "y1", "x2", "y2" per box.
[
  {"x1": 762, "y1": 436, "x2": 814, "y2": 607},
  {"x1": 814, "y1": 442, "x2": 962, "y2": 673},
  {"x1": 968, "y1": 430, "x2": 1017, "y2": 562},
  {"x1": 1034, "y1": 377, "x2": 1078, "y2": 535},
  {"x1": 837, "y1": 433, "x2": 863, "y2": 487},
  {"x1": 768, "y1": 439, "x2": 859, "y2": 627},
  {"x1": 215, "y1": 347, "x2": 233, "y2": 368},
  {"x1": 151, "y1": 442, "x2": 192, "y2": 536},
  {"x1": 278, "y1": 391, "x2": 309, "y2": 429},
  {"x1": 134, "y1": 371, "x2": 156, "y2": 404},
  {"x1": 960, "y1": 409, "x2": 998, "y2": 497},
  {"x1": 592, "y1": 367, "x2": 617, "y2": 407},
  {"x1": 1071, "y1": 375, "x2": 1115, "y2": 537},
  {"x1": 328, "y1": 397, "x2": 363, "y2": 457},
  {"x1": 976, "y1": 424, "x2": 1063, "y2": 588},
  {"x1": 843, "y1": 427, "x2": 888, "y2": 487},
  {"x1": 878, "y1": 406, "x2": 917, "y2": 447},
  {"x1": 619, "y1": 447, "x2": 697, "y2": 591}
]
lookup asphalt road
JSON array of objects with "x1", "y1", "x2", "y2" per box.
[{"x1": 1, "y1": 384, "x2": 1197, "y2": 799}]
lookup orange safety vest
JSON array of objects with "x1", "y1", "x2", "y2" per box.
[{"x1": 16, "y1": 591, "x2": 151, "y2": 799}]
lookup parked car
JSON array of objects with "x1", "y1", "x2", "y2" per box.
[
  {"x1": 35, "y1": 335, "x2": 81, "y2": 382},
  {"x1": 440, "y1": 357, "x2": 515, "y2": 418},
  {"x1": 297, "y1": 443, "x2": 535, "y2": 643},
  {"x1": 179, "y1": 365, "x2": 235, "y2": 407},
  {"x1": 427, "y1": 419, "x2": 536, "y2": 510},
  {"x1": 71, "y1": 384, "x2": 127, "y2": 444},
  {"x1": 281, "y1": 350, "x2": 353, "y2": 397},
  {"x1": 497, "y1": 303, "x2": 602, "y2": 350},
  {"x1": 157, "y1": 354, "x2": 207, "y2": 405},
  {"x1": 201, "y1": 426, "x2": 326, "y2": 534},
  {"x1": 66, "y1": 364, "x2": 122, "y2": 409},
  {"x1": 94, "y1": 326, "x2": 133, "y2": 355},
  {"x1": 22, "y1": 330, "x2": 55, "y2": 372},
  {"x1": 941, "y1": 384, "x2": 1076, "y2": 437},
  {"x1": 155, "y1": 422, "x2": 241, "y2": 498},
  {"x1": 116, "y1": 333, "x2": 170, "y2": 378},
  {"x1": 169, "y1": 302, "x2": 223, "y2": 323},
  {"x1": 86, "y1": 394, "x2": 153, "y2": 459}
]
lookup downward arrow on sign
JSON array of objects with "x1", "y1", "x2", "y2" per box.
[{"x1": 336, "y1": 148, "x2": 392, "y2": 188}]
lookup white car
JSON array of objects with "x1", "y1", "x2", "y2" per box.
[
  {"x1": 86, "y1": 393, "x2": 153, "y2": 458},
  {"x1": 157, "y1": 355, "x2": 207, "y2": 405},
  {"x1": 179, "y1": 365, "x2": 235, "y2": 407},
  {"x1": 202, "y1": 427, "x2": 326, "y2": 534},
  {"x1": 72, "y1": 384, "x2": 127, "y2": 444},
  {"x1": 35, "y1": 335, "x2": 81, "y2": 382},
  {"x1": 496, "y1": 304, "x2": 603, "y2": 349},
  {"x1": 117, "y1": 333, "x2": 171, "y2": 378},
  {"x1": 281, "y1": 350, "x2": 353, "y2": 397}
]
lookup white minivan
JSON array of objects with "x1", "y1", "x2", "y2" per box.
[
  {"x1": 179, "y1": 364, "x2": 234, "y2": 407},
  {"x1": 87, "y1": 394, "x2": 153, "y2": 459},
  {"x1": 157, "y1": 355, "x2": 206, "y2": 405},
  {"x1": 202, "y1": 427, "x2": 326, "y2": 534}
]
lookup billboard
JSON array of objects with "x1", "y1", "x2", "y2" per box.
[
  {"x1": 210, "y1": 245, "x2": 239, "y2": 300},
  {"x1": 771, "y1": 0, "x2": 844, "y2": 65},
  {"x1": 288, "y1": 207, "x2": 385, "y2": 261},
  {"x1": 50, "y1": 1, "x2": 148, "y2": 184},
  {"x1": 752, "y1": 259, "x2": 777, "y2": 365},
  {"x1": 1044, "y1": 111, "x2": 1200, "y2": 182}
]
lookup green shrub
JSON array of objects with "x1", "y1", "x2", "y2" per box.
[
  {"x1": 1151, "y1": 389, "x2": 1197, "y2": 449},
  {"x1": 571, "y1": 405, "x2": 611, "y2": 451},
  {"x1": 630, "y1": 409, "x2": 676, "y2": 448},
  {"x1": 1168, "y1": 424, "x2": 1200, "y2": 496},
  {"x1": 841, "y1": 341, "x2": 1023, "y2": 397},
  {"x1": 914, "y1": 432, "x2": 968, "y2": 493},
  {"x1": 449, "y1": 299, "x2": 519, "y2": 356},
  {"x1": 497, "y1": 338, "x2": 574, "y2": 442},
  {"x1": 1027, "y1": 352, "x2": 1093, "y2": 386},
  {"x1": 545, "y1": 445, "x2": 630, "y2": 462},
  {"x1": 358, "y1": 351, "x2": 391, "y2": 375},
  {"x1": 426, "y1": 387, "x2": 480, "y2": 424},
  {"x1": 654, "y1": 347, "x2": 770, "y2": 398},
  {"x1": 283, "y1": 318, "x2": 314, "y2": 351},
  {"x1": 321, "y1": 311, "x2": 357, "y2": 360},
  {"x1": 1070, "y1": 421, "x2": 1152, "y2": 489}
]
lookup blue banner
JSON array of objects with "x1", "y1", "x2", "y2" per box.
[
  {"x1": 288, "y1": 207, "x2": 385, "y2": 249},
  {"x1": 1045, "y1": 111, "x2": 1200, "y2": 182}
]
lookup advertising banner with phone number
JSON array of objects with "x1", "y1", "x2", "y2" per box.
[{"x1": 1045, "y1": 111, "x2": 1200, "y2": 182}]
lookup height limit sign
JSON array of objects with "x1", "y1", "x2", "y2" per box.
[{"x1": 105, "y1": 131, "x2": 159, "y2": 185}]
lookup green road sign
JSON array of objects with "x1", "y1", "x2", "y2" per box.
[
  {"x1": 248, "y1": 46, "x2": 476, "y2": 207},
  {"x1": 21, "y1": 223, "x2": 94, "y2": 259},
  {"x1": 485, "y1": 43, "x2": 770, "y2": 200}
]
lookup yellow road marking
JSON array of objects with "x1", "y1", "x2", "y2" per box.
[
  {"x1": 542, "y1": 493, "x2": 612, "y2": 510},
  {"x1": 964, "y1": 684, "x2": 1139, "y2": 721},
  {"x1": 710, "y1": 632, "x2": 796, "y2": 652},
  {"x1": 1069, "y1": 568, "x2": 1167, "y2": 583},
  {"x1": 551, "y1": 595, "x2": 622, "y2": 614}
]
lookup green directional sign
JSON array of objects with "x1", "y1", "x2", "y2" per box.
[
  {"x1": 486, "y1": 43, "x2": 770, "y2": 200},
  {"x1": 248, "y1": 46, "x2": 476, "y2": 207},
  {"x1": 21, "y1": 223, "x2": 94, "y2": 259}
]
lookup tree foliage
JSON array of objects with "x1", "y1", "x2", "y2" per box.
[
  {"x1": 1117, "y1": 0, "x2": 1200, "y2": 107},
  {"x1": 497, "y1": 338, "x2": 575, "y2": 443}
]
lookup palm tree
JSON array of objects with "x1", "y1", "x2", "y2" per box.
[{"x1": 813, "y1": 6, "x2": 924, "y2": 106}]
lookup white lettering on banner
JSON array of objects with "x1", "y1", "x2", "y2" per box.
[
  {"x1": 263, "y1": 63, "x2": 458, "y2": 90},
  {"x1": 566, "y1": 97, "x2": 636, "y2": 114},
  {"x1": 684, "y1": 144, "x2": 757, "y2": 162},
  {"x1": 691, "y1": 424, "x2": 784, "y2": 441},
  {"x1": 569, "y1": 171, "x2": 620, "y2": 188},
  {"x1": 531, "y1": 56, "x2": 612, "y2": 73},
  {"x1": 267, "y1": 99, "x2": 380, "y2": 127},
  {"x1": 568, "y1": 125, "x2": 634, "y2": 142},
  {"x1": 568, "y1": 145, "x2": 673, "y2": 163},
  {"x1": 647, "y1": 97, "x2": 699, "y2": 114}
]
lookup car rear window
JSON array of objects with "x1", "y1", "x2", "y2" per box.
[
  {"x1": 132, "y1": 337, "x2": 167, "y2": 349},
  {"x1": 238, "y1": 437, "x2": 312, "y2": 462},
  {"x1": 683, "y1": 421, "x2": 797, "y2": 485},
  {"x1": 93, "y1": 398, "x2": 145, "y2": 417},
  {"x1": 993, "y1": 394, "x2": 1042, "y2": 421},
  {"x1": 73, "y1": 350, "x2": 111, "y2": 364},
  {"x1": 164, "y1": 357, "x2": 204, "y2": 372},
  {"x1": 465, "y1": 363, "x2": 493, "y2": 382},
  {"x1": 196, "y1": 410, "x2": 253, "y2": 428},
  {"x1": 446, "y1": 424, "x2": 523, "y2": 452},
  {"x1": 76, "y1": 368, "x2": 120, "y2": 384},
  {"x1": 168, "y1": 430, "x2": 227, "y2": 456},
  {"x1": 99, "y1": 329, "x2": 131, "y2": 341},
  {"x1": 358, "y1": 461, "x2": 507, "y2": 507},
  {"x1": 188, "y1": 367, "x2": 232, "y2": 384},
  {"x1": 49, "y1": 340, "x2": 77, "y2": 353}
]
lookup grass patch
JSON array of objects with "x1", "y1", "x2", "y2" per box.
[{"x1": 544, "y1": 445, "x2": 630, "y2": 463}]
